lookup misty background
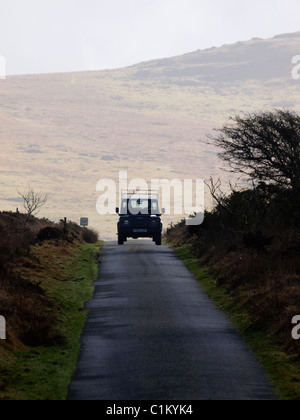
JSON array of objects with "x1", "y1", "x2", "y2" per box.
[{"x1": 1, "y1": 0, "x2": 300, "y2": 76}]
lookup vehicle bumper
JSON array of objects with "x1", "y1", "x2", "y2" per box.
[{"x1": 118, "y1": 227, "x2": 162, "y2": 238}]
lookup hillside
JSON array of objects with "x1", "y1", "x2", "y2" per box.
[{"x1": 0, "y1": 32, "x2": 299, "y2": 239}]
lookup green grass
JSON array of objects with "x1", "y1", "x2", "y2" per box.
[
  {"x1": 174, "y1": 244, "x2": 300, "y2": 401},
  {"x1": 0, "y1": 242, "x2": 100, "y2": 400}
]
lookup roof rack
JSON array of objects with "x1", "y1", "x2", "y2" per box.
[{"x1": 121, "y1": 189, "x2": 159, "y2": 198}]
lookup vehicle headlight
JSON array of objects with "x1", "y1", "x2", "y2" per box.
[
  {"x1": 151, "y1": 220, "x2": 157, "y2": 226},
  {"x1": 124, "y1": 220, "x2": 130, "y2": 226}
]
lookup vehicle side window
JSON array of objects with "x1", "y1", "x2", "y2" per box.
[{"x1": 121, "y1": 200, "x2": 128, "y2": 214}]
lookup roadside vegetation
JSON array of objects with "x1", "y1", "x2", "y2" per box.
[
  {"x1": 165, "y1": 109, "x2": 300, "y2": 400},
  {"x1": 0, "y1": 211, "x2": 100, "y2": 400}
]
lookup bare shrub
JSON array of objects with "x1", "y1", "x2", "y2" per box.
[{"x1": 81, "y1": 228, "x2": 99, "y2": 244}]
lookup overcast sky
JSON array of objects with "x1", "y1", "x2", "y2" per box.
[{"x1": 1, "y1": 0, "x2": 300, "y2": 75}]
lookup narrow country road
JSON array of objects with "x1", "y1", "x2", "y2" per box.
[{"x1": 67, "y1": 241, "x2": 275, "y2": 400}]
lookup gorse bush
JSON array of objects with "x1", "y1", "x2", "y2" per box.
[
  {"x1": 81, "y1": 228, "x2": 99, "y2": 244},
  {"x1": 37, "y1": 226, "x2": 64, "y2": 242},
  {"x1": 0, "y1": 214, "x2": 35, "y2": 266}
]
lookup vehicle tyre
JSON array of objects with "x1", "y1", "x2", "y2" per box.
[
  {"x1": 155, "y1": 234, "x2": 162, "y2": 246},
  {"x1": 118, "y1": 235, "x2": 124, "y2": 245}
]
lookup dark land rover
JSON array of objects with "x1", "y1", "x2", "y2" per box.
[{"x1": 116, "y1": 190, "x2": 164, "y2": 246}]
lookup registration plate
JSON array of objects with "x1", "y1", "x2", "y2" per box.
[{"x1": 133, "y1": 229, "x2": 148, "y2": 233}]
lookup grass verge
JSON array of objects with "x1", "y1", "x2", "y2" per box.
[
  {"x1": 173, "y1": 243, "x2": 300, "y2": 401},
  {"x1": 0, "y1": 241, "x2": 101, "y2": 400}
]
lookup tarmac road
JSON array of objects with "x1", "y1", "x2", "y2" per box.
[{"x1": 67, "y1": 240, "x2": 275, "y2": 400}]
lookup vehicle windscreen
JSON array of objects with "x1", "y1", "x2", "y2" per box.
[{"x1": 121, "y1": 198, "x2": 159, "y2": 215}]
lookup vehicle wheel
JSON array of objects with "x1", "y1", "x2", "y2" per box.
[
  {"x1": 155, "y1": 235, "x2": 162, "y2": 246},
  {"x1": 118, "y1": 235, "x2": 124, "y2": 245}
]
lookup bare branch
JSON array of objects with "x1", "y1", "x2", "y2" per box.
[
  {"x1": 17, "y1": 186, "x2": 48, "y2": 218},
  {"x1": 205, "y1": 178, "x2": 235, "y2": 217}
]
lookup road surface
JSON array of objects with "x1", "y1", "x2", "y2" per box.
[{"x1": 67, "y1": 240, "x2": 275, "y2": 400}]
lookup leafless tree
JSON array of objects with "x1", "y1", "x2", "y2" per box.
[{"x1": 17, "y1": 186, "x2": 48, "y2": 218}]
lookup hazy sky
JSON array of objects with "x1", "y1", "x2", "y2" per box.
[{"x1": 1, "y1": 0, "x2": 300, "y2": 75}]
